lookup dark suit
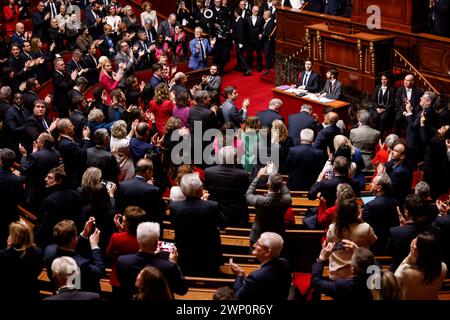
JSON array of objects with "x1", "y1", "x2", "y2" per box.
[
  {"x1": 308, "y1": 175, "x2": 360, "y2": 208},
  {"x1": 287, "y1": 111, "x2": 316, "y2": 145},
  {"x1": 32, "y1": 11, "x2": 48, "y2": 40},
  {"x1": 66, "y1": 58, "x2": 85, "y2": 75},
  {"x1": 311, "y1": 261, "x2": 372, "y2": 301},
  {"x1": 170, "y1": 198, "x2": 226, "y2": 276},
  {"x1": 86, "y1": 145, "x2": 120, "y2": 183},
  {"x1": 52, "y1": 70, "x2": 75, "y2": 118},
  {"x1": 36, "y1": 185, "x2": 84, "y2": 248},
  {"x1": 286, "y1": 144, "x2": 323, "y2": 191},
  {"x1": 324, "y1": 0, "x2": 345, "y2": 16},
  {"x1": 189, "y1": 104, "x2": 220, "y2": 164},
  {"x1": 24, "y1": 114, "x2": 52, "y2": 152},
  {"x1": 428, "y1": 0, "x2": 450, "y2": 37},
  {"x1": 394, "y1": 86, "x2": 422, "y2": 132},
  {"x1": 84, "y1": 9, "x2": 103, "y2": 39},
  {"x1": 313, "y1": 123, "x2": 341, "y2": 156},
  {"x1": 157, "y1": 20, "x2": 176, "y2": 41},
  {"x1": 297, "y1": 71, "x2": 321, "y2": 93},
  {"x1": 116, "y1": 176, "x2": 165, "y2": 225},
  {"x1": 4, "y1": 105, "x2": 29, "y2": 153},
  {"x1": 69, "y1": 110, "x2": 88, "y2": 143},
  {"x1": 234, "y1": 257, "x2": 291, "y2": 300},
  {"x1": 246, "y1": 177, "x2": 292, "y2": 244},
  {"x1": 262, "y1": 18, "x2": 276, "y2": 71},
  {"x1": 0, "y1": 100, "x2": 12, "y2": 147},
  {"x1": 204, "y1": 164, "x2": 250, "y2": 226},
  {"x1": 257, "y1": 109, "x2": 283, "y2": 129},
  {"x1": 387, "y1": 222, "x2": 434, "y2": 271},
  {"x1": 362, "y1": 194, "x2": 399, "y2": 254},
  {"x1": 233, "y1": 16, "x2": 251, "y2": 72},
  {"x1": 384, "y1": 160, "x2": 412, "y2": 205},
  {"x1": 116, "y1": 251, "x2": 188, "y2": 299},
  {"x1": 370, "y1": 85, "x2": 395, "y2": 133},
  {"x1": 432, "y1": 215, "x2": 450, "y2": 265},
  {"x1": 20, "y1": 146, "x2": 61, "y2": 212},
  {"x1": 0, "y1": 167, "x2": 25, "y2": 248},
  {"x1": 321, "y1": 79, "x2": 343, "y2": 100},
  {"x1": 44, "y1": 239, "x2": 105, "y2": 293},
  {"x1": 44, "y1": 288, "x2": 101, "y2": 300},
  {"x1": 246, "y1": 15, "x2": 264, "y2": 70},
  {"x1": 84, "y1": 53, "x2": 100, "y2": 86},
  {"x1": 23, "y1": 90, "x2": 39, "y2": 115},
  {"x1": 57, "y1": 136, "x2": 90, "y2": 189}
]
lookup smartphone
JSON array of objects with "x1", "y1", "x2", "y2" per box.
[
  {"x1": 332, "y1": 242, "x2": 345, "y2": 251},
  {"x1": 101, "y1": 180, "x2": 113, "y2": 191},
  {"x1": 157, "y1": 241, "x2": 174, "y2": 253}
]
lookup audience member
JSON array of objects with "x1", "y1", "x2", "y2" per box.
[
  {"x1": 350, "y1": 110, "x2": 380, "y2": 170},
  {"x1": 287, "y1": 104, "x2": 316, "y2": 145}
]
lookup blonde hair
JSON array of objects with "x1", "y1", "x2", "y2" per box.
[
  {"x1": 154, "y1": 83, "x2": 170, "y2": 104},
  {"x1": 271, "y1": 119, "x2": 288, "y2": 144},
  {"x1": 111, "y1": 120, "x2": 128, "y2": 139},
  {"x1": 100, "y1": 57, "x2": 112, "y2": 72},
  {"x1": 333, "y1": 135, "x2": 355, "y2": 155},
  {"x1": 371, "y1": 270, "x2": 403, "y2": 300},
  {"x1": 8, "y1": 221, "x2": 36, "y2": 256},
  {"x1": 81, "y1": 167, "x2": 102, "y2": 190}
]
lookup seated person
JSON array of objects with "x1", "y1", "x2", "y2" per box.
[
  {"x1": 292, "y1": 59, "x2": 320, "y2": 93},
  {"x1": 318, "y1": 68, "x2": 342, "y2": 100}
]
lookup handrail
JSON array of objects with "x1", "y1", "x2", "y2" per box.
[{"x1": 393, "y1": 48, "x2": 440, "y2": 94}]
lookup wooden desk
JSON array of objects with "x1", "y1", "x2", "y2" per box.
[{"x1": 272, "y1": 88, "x2": 350, "y2": 125}]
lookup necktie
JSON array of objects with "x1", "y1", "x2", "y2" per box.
[
  {"x1": 303, "y1": 73, "x2": 309, "y2": 87},
  {"x1": 170, "y1": 25, "x2": 174, "y2": 37},
  {"x1": 199, "y1": 40, "x2": 205, "y2": 61},
  {"x1": 42, "y1": 118, "x2": 49, "y2": 130},
  {"x1": 51, "y1": 3, "x2": 57, "y2": 18},
  {"x1": 92, "y1": 55, "x2": 97, "y2": 67},
  {"x1": 143, "y1": 42, "x2": 148, "y2": 52},
  {"x1": 329, "y1": 82, "x2": 333, "y2": 94}
]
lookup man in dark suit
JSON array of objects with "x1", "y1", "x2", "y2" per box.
[
  {"x1": 148, "y1": 63, "x2": 165, "y2": 99},
  {"x1": 428, "y1": 0, "x2": 450, "y2": 37},
  {"x1": 308, "y1": 156, "x2": 360, "y2": 208},
  {"x1": 312, "y1": 243, "x2": 374, "y2": 301},
  {"x1": 294, "y1": 59, "x2": 321, "y2": 93},
  {"x1": 84, "y1": 43, "x2": 100, "y2": 87},
  {"x1": 45, "y1": 256, "x2": 101, "y2": 300},
  {"x1": 319, "y1": 68, "x2": 343, "y2": 100},
  {"x1": 394, "y1": 74, "x2": 422, "y2": 134},
  {"x1": 257, "y1": 98, "x2": 284, "y2": 129},
  {"x1": 35, "y1": 168, "x2": 84, "y2": 248},
  {"x1": 382, "y1": 142, "x2": 412, "y2": 206},
  {"x1": 170, "y1": 173, "x2": 227, "y2": 276},
  {"x1": 69, "y1": 96, "x2": 89, "y2": 143},
  {"x1": 19, "y1": 133, "x2": 61, "y2": 212},
  {"x1": 67, "y1": 77, "x2": 88, "y2": 112},
  {"x1": 157, "y1": 14, "x2": 177, "y2": 43},
  {"x1": 0, "y1": 148, "x2": 25, "y2": 245},
  {"x1": 205, "y1": 146, "x2": 250, "y2": 226},
  {"x1": 56, "y1": 119, "x2": 90, "y2": 189},
  {"x1": 233, "y1": 8, "x2": 252, "y2": 76},
  {"x1": 66, "y1": 49, "x2": 88, "y2": 76},
  {"x1": 221, "y1": 86, "x2": 249, "y2": 129},
  {"x1": 287, "y1": 128, "x2": 323, "y2": 190},
  {"x1": 52, "y1": 58, "x2": 78, "y2": 118},
  {"x1": 261, "y1": 9, "x2": 276, "y2": 75},
  {"x1": 432, "y1": 204, "x2": 450, "y2": 265},
  {"x1": 86, "y1": 128, "x2": 120, "y2": 184},
  {"x1": 370, "y1": 74, "x2": 396, "y2": 134},
  {"x1": 44, "y1": 219, "x2": 105, "y2": 293},
  {"x1": 84, "y1": 1, "x2": 104, "y2": 40},
  {"x1": 32, "y1": 1, "x2": 51, "y2": 40},
  {"x1": 230, "y1": 232, "x2": 292, "y2": 300},
  {"x1": 116, "y1": 158, "x2": 165, "y2": 225},
  {"x1": 362, "y1": 174, "x2": 400, "y2": 255},
  {"x1": 23, "y1": 78, "x2": 40, "y2": 114},
  {"x1": 287, "y1": 104, "x2": 316, "y2": 145},
  {"x1": 4, "y1": 93, "x2": 29, "y2": 157},
  {"x1": 387, "y1": 194, "x2": 434, "y2": 271},
  {"x1": 246, "y1": 170, "x2": 292, "y2": 244},
  {"x1": 116, "y1": 221, "x2": 188, "y2": 299},
  {"x1": 313, "y1": 111, "x2": 341, "y2": 157},
  {"x1": 23, "y1": 99, "x2": 57, "y2": 153},
  {"x1": 0, "y1": 87, "x2": 13, "y2": 148},
  {"x1": 246, "y1": 5, "x2": 264, "y2": 71}
]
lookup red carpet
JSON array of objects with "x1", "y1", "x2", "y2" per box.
[{"x1": 221, "y1": 57, "x2": 274, "y2": 117}]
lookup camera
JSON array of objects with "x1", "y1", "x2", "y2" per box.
[{"x1": 158, "y1": 241, "x2": 175, "y2": 253}]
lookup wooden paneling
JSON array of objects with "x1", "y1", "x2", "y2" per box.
[{"x1": 323, "y1": 40, "x2": 359, "y2": 70}]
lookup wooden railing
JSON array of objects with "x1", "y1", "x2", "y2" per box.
[{"x1": 393, "y1": 48, "x2": 440, "y2": 95}]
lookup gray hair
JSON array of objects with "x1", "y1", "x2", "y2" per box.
[
  {"x1": 111, "y1": 120, "x2": 128, "y2": 139},
  {"x1": 357, "y1": 109, "x2": 371, "y2": 126},
  {"x1": 194, "y1": 90, "x2": 209, "y2": 104},
  {"x1": 374, "y1": 173, "x2": 391, "y2": 193},
  {"x1": 173, "y1": 72, "x2": 186, "y2": 83},
  {"x1": 137, "y1": 222, "x2": 160, "y2": 248},
  {"x1": 259, "y1": 232, "x2": 283, "y2": 257},
  {"x1": 88, "y1": 108, "x2": 104, "y2": 121},
  {"x1": 300, "y1": 104, "x2": 312, "y2": 113},
  {"x1": 92, "y1": 128, "x2": 109, "y2": 146},
  {"x1": 218, "y1": 146, "x2": 236, "y2": 165},
  {"x1": 57, "y1": 118, "x2": 72, "y2": 133},
  {"x1": 423, "y1": 91, "x2": 436, "y2": 105},
  {"x1": 300, "y1": 128, "x2": 314, "y2": 143},
  {"x1": 268, "y1": 98, "x2": 282, "y2": 110},
  {"x1": 180, "y1": 173, "x2": 203, "y2": 198},
  {"x1": 384, "y1": 134, "x2": 399, "y2": 149},
  {"x1": 415, "y1": 181, "x2": 430, "y2": 199},
  {"x1": 51, "y1": 256, "x2": 80, "y2": 286}
]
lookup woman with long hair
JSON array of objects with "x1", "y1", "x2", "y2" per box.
[
  {"x1": 271, "y1": 119, "x2": 294, "y2": 174},
  {"x1": 106, "y1": 5, "x2": 122, "y2": 35},
  {"x1": 395, "y1": 231, "x2": 447, "y2": 300},
  {"x1": 110, "y1": 119, "x2": 137, "y2": 181},
  {"x1": 140, "y1": 1, "x2": 159, "y2": 30},
  {"x1": 30, "y1": 37, "x2": 55, "y2": 83},
  {"x1": 122, "y1": 5, "x2": 138, "y2": 33},
  {"x1": 150, "y1": 83, "x2": 173, "y2": 135},
  {"x1": 172, "y1": 91, "x2": 190, "y2": 128},
  {"x1": 0, "y1": 221, "x2": 43, "y2": 300},
  {"x1": 326, "y1": 198, "x2": 377, "y2": 280},
  {"x1": 213, "y1": 122, "x2": 244, "y2": 159},
  {"x1": 239, "y1": 116, "x2": 261, "y2": 172},
  {"x1": 99, "y1": 57, "x2": 125, "y2": 95},
  {"x1": 133, "y1": 266, "x2": 173, "y2": 300}
]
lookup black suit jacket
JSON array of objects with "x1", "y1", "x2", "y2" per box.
[
  {"x1": 428, "y1": 0, "x2": 450, "y2": 36},
  {"x1": 246, "y1": 15, "x2": 264, "y2": 41},
  {"x1": 66, "y1": 58, "x2": 85, "y2": 74},
  {"x1": 84, "y1": 9, "x2": 103, "y2": 39},
  {"x1": 56, "y1": 136, "x2": 90, "y2": 188},
  {"x1": 24, "y1": 114, "x2": 52, "y2": 151},
  {"x1": 384, "y1": 160, "x2": 413, "y2": 205},
  {"x1": 23, "y1": 90, "x2": 39, "y2": 114},
  {"x1": 297, "y1": 71, "x2": 321, "y2": 93},
  {"x1": 86, "y1": 146, "x2": 120, "y2": 183},
  {"x1": 69, "y1": 110, "x2": 88, "y2": 143},
  {"x1": 233, "y1": 16, "x2": 250, "y2": 46},
  {"x1": 308, "y1": 175, "x2": 360, "y2": 208},
  {"x1": 394, "y1": 86, "x2": 422, "y2": 115},
  {"x1": 83, "y1": 53, "x2": 100, "y2": 86},
  {"x1": 234, "y1": 257, "x2": 291, "y2": 300},
  {"x1": 257, "y1": 109, "x2": 284, "y2": 129},
  {"x1": 433, "y1": 215, "x2": 450, "y2": 265},
  {"x1": 52, "y1": 71, "x2": 75, "y2": 113},
  {"x1": 286, "y1": 144, "x2": 323, "y2": 191},
  {"x1": 313, "y1": 123, "x2": 341, "y2": 155},
  {"x1": 32, "y1": 11, "x2": 47, "y2": 39},
  {"x1": 169, "y1": 197, "x2": 227, "y2": 276},
  {"x1": 204, "y1": 164, "x2": 250, "y2": 226},
  {"x1": 262, "y1": 18, "x2": 276, "y2": 41},
  {"x1": 116, "y1": 251, "x2": 188, "y2": 299},
  {"x1": 4, "y1": 105, "x2": 30, "y2": 151},
  {"x1": 44, "y1": 288, "x2": 101, "y2": 300},
  {"x1": 116, "y1": 176, "x2": 165, "y2": 225},
  {"x1": 287, "y1": 111, "x2": 316, "y2": 145},
  {"x1": 362, "y1": 194, "x2": 399, "y2": 254},
  {"x1": 371, "y1": 85, "x2": 395, "y2": 114}
]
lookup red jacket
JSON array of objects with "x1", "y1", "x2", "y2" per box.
[
  {"x1": 106, "y1": 231, "x2": 139, "y2": 287},
  {"x1": 3, "y1": 5, "x2": 20, "y2": 35}
]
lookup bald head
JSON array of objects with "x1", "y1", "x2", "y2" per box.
[
  {"x1": 404, "y1": 74, "x2": 414, "y2": 89},
  {"x1": 328, "y1": 111, "x2": 339, "y2": 124},
  {"x1": 16, "y1": 22, "x2": 25, "y2": 34}
]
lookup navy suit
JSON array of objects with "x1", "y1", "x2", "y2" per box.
[
  {"x1": 57, "y1": 136, "x2": 90, "y2": 189},
  {"x1": 311, "y1": 261, "x2": 372, "y2": 301},
  {"x1": 4, "y1": 105, "x2": 29, "y2": 153},
  {"x1": 313, "y1": 123, "x2": 341, "y2": 156},
  {"x1": 309, "y1": 175, "x2": 360, "y2": 208},
  {"x1": 362, "y1": 194, "x2": 399, "y2": 255},
  {"x1": 44, "y1": 288, "x2": 100, "y2": 300},
  {"x1": 116, "y1": 176, "x2": 165, "y2": 225},
  {"x1": 52, "y1": 70, "x2": 75, "y2": 118},
  {"x1": 297, "y1": 71, "x2": 321, "y2": 93},
  {"x1": 286, "y1": 144, "x2": 323, "y2": 191},
  {"x1": 169, "y1": 198, "x2": 227, "y2": 276},
  {"x1": 287, "y1": 111, "x2": 316, "y2": 145},
  {"x1": 257, "y1": 109, "x2": 284, "y2": 129},
  {"x1": 32, "y1": 11, "x2": 47, "y2": 40},
  {"x1": 84, "y1": 9, "x2": 103, "y2": 39},
  {"x1": 116, "y1": 251, "x2": 188, "y2": 299},
  {"x1": 86, "y1": 146, "x2": 120, "y2": 184},
  {"x1": 234, "y1": 257, "x2": 292, "y2": 300},
  {"x1": 384, "y1": 160, "x2": 412, "y2": 205}
]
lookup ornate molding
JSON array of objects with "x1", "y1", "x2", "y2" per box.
[
  {"x1": 305, "y1": 28, "x2": 311, "y2": 59},
  {"x1": 316, "y1": 31, "x2": 322, "y2": 60},
  {"x1": 369, "y1": 42, "x2": 375, "y2": 73},
  {"x1": 357, "y1": 39, "x2": 363, "y2": 71}
]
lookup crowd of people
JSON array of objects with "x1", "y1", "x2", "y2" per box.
[{"x1": 0, "y1": 0, "x2": 449, "y2": 302}]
